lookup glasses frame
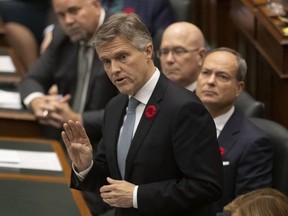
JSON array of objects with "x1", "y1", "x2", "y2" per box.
[{"x1": 156, "y1": 47, "x2": 199, "y2": 58}]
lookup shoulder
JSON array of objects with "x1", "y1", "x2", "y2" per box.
[{"x1": 50, "y1": 24, "x2": 74, "y2": 48}]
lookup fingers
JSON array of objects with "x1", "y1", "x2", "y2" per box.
[
  {"x1": 62, "y1": 120, "x2": 77, "y2": 141},
  {"x1": 62, "y1": 120, "x2": 86, "y2": 141},
  {"x1": 76, "y1": 121, "x2": 89, "y2": 139},
  {"x1": 61, "y1": 94, "x2": 71, "y2": 103},
  {"x1": 61, "y1": 130, "x2": 70, "y2": 149}
]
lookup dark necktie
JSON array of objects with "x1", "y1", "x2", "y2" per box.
[{"x1": 117, "y1": 97, "x2": 140, "y2": 179}]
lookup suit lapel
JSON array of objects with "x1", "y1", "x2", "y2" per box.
[
  {"x1": 218, "y1": 111, "x2": 242, "y2": 158},
  {"x1": 125, "y1": 75, "x2": 168, "y2": 179}
]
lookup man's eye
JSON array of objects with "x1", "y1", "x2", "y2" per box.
[
  {"x1": 161, "y1": 50, "x2": 169, "y2": 55},
  {"x1": 102, "y1": 59, "x2": 110, "y2": 65},
  {"x1": 68, "y1": 7, "x2": 80, "y2": 15},
  {"x1": 173, "y1": 48, "x2": 186, "y2": 54},
  {"x1": 201, "y1": 70, "x2": 210, "y2": 76},
  {"x1": 119, "y1": 54, "x2": 128, "y2": 61},
  {"x1": 217, "y1": 74, "x2": 229, "y2": 81}
]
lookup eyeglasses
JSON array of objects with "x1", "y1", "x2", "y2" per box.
[{"x1": 156, "y1": 47, "x2": 199, "y2": 58}]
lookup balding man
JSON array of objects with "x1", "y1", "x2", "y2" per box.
[{"x1": 158, "y1": 22, "x2": 206, "y2": 91}]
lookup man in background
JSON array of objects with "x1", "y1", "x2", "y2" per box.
[
  {"x1": 158, "y1": 22, "x2": 206, "y2": 91},
  {"x1": 19, "y1": 0, "x2": 118, "y2": 146},
  {"x1": 18, "y1": 0, "x2": 118, "y2": 215},
  {"x1": 195, "y1": 47, "x2": 273, "y2": 214}
]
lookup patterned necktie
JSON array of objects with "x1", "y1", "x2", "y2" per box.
[{"x1": 117, "y1": 97, "x2": 140, "y2": 179}]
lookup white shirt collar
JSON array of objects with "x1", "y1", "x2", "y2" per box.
[
  {"x1": 132, "y1": 68, "x2": 160, "y2": 105},
  {"x1": 98, "y1": 8, "x2": 105, "y2": 28},
  {"x1": 214, "y1": 106, "x2": 235, "y2": 137},
  {"x1": 186, "y1": 81, "x2": 197, "y2": 92}
]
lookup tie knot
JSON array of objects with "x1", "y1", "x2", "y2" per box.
[{"x1": 128, "y1": 97, "x2": 140, "y2": 111}]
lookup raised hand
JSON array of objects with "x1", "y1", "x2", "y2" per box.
[{"x1": 61, "y1": 120, "x2": 93, "y2": 172}]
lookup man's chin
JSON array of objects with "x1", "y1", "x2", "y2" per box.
[
  {"x1": 68, "y1": 33, "x2": 87, "y2": 43},
  {"x1": 165, "y1": 74, "x2": 180, "y2": 82}
]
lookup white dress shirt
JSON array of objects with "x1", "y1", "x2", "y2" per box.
[{"x1": 213, "y1": 106, "x2": 235, "y2": 138}]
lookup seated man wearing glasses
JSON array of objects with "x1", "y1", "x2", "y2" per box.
[{"x1": 158, "y1": 22, "x2": 206, "y2": 91}]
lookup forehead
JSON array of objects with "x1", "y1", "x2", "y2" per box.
[
  {"x1": 203, "y1": 51, "x2": 238, "y2": 74},
  {"x1": 53, "y1": 0, "x2": 86, "y2": 10},
  {"x1": 161, "y1": 27, "x2": 194, "y2": 48},
  {"x1": 97, "y1": 37, "x2": 136, "y2": 58}
]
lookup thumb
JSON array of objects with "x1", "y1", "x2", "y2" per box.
[{"x1": 107, "y1": 177, "x2": 121, "y2": 184}]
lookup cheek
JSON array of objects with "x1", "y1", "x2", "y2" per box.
[{"x1": 219, "y1": 85, "x2": 237, "y2": 99}]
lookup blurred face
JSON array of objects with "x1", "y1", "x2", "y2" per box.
[
  {"x1": 97, "y1": 37, "x2": 154, "y2": 96},
  {"x1": 159, "y1": 26, "x2": 204, "y2": 87},
  {"x1": 196, "y1": 51, "x2": 244, "y2": 117},
  {"x1": 53, "y1": 0, "x2": 101, "y2": 42}
]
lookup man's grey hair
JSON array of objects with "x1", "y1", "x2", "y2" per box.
[
  {"x1": 205, "y1": 47, "x2": 247, "y2": 81},
  {"x1": 90, "y1": 13, "x2": 152, "y2": 51}
]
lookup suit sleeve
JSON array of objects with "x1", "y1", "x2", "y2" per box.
[
  {"x1": 18, "y1": 27, "x2": 59, "y2": 100},
  {"x1": 235, "y1": 135, "x2": 273, "y2": 195}
]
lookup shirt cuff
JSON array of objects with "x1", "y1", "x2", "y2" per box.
[
  {"x1": 23, "y1": 92, "x2": 45, "y2": 108},
  {"x1": 72, "y1": 160, "x2": 93, "y2": 181},
  {"x1": 133, "y1": 185, "x2": 138, "y2": 208}
]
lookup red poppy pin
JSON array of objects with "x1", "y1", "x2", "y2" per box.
[
  {"x1": 123, "y1": 7, "x2": 135, "y2": 14},
  {"x1": 219, "y1": 147, "x2": 225, "y2": 157},
  {"x1": 145, "y1": 105, "x2": 157, "y2": 119}
]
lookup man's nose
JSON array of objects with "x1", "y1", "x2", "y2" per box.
[
  {"x1": 110, "y1": 60, "x2": 120, "y2": 73},
  {"x1": 165, "y1": 51, "x2": 175, "y2": 62},
  {"x1": 207, "y1": 74, "x2": 216, "y2": 84},
  {"x1": 63, "y1": 14, "x2": 75, "y2": 25}
]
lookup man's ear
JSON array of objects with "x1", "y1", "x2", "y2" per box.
[
  {"x1": 145, "y1": 43, "x2": 154, "y2": 60},
  {"x1": 236, "y1": 81, "x2": 245, "y2": 97},
  {"x1": 198, "y1": 47, "x2": 206, "y2": 67},
  {"x1": 92, "y1": 0, "x2": 101, "y2": 7}
]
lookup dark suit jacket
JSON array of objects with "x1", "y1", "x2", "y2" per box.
[
  {"x1": 72, "y1": 74, "x2": 223, "y2": 216},
  {"x1": 213, "y1": 110, "x2": 273, "y2": 214},
  {"x1": 122, "y1": 0, "x2": 175, "y2": 38},
  {"x1": 18, "y1": 22, "x2": 118, "y2": 144}
]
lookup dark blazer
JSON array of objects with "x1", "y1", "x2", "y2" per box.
[
  {"x1": 122, "y1": 0, "x2": 175, "y2": 38},
  {"x1": 213, "y1": 110, "x2": 273, "y2": 214},
  {"x1": 18, "y1": 22, "x2": 118, "y2": 144},
  {"x1": 72, "y1": 74, "x2": 223, "y2": 216}
]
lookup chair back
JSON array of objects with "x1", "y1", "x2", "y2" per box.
[
  {"x1": 249, "y1": 117, "x2": 288, "y2": 197},
  {"x1": 169, "y1": 0, "x2": 192, "y2": 21},
  {"x1": 235, "y1": 91, "x2": 265, "y2": 117}
]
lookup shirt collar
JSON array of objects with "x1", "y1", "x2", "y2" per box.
[
  {"x1": 98, "y1": 8, "x2": 105, "y2": 28},
  {"x1": 214, "y1": 106, "x2": 235, "y2": 137},
  {"x1": 186, "y1": 81, "x2": 197, "y2": 92},
  {"x1": 131, "y1": 68, "x2": 160, "y2": 105}
]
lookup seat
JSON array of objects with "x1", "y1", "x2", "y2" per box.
[
  {"x1": 169, "y1": 0, "x2": 193, "y2": 21},
  {"x1": 235, "y1": 91, "x2": 265, "y2": 118},
  {"x1": 249, "y1": 117, "x2": 288, "y2": 197}
]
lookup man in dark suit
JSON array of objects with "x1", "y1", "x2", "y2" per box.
[
  {"x1": 18, "y1": 0, "x2": 118, "y2": 215},
  {"x1": 62, "y1": 13, "x2": 223, "y2": 216},
  {"x1": 18, "y1": 0, "x2": 118, "y2": 145},
  {"x1": 195, "y1": 47, "x2": 273, "y2": 214}
]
